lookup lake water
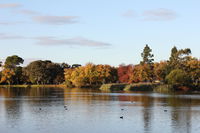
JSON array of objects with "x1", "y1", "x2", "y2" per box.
[{"x1": 0, "y1": 87, "x2": 200, "y2": 133}]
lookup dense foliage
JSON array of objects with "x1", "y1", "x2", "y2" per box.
[
  {"x1": 64, "y1": 63, "x2": 118, "y2": 87},
  {"x1": 23, "y1": 60, "x2": 66, "y2": 84},
  {"x1": 0, "y1": 45, "x2": 199, "y2": 90}
]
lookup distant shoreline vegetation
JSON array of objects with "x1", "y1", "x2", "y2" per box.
[{"x1": 0, "y1": 45, "x2": 199, "y2": 91}]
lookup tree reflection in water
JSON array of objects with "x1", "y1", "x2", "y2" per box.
[{"x1": 0, "y1": 88, "x2": 200, "y2": 133}]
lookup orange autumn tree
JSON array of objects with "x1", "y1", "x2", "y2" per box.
[
  {"x1": 0, "y1": 55, "x2": 24, "y2": 85},
  {"x1": 153, "y1": 61, "x2": 168, "y2": 81},
  {"x1": 184, "y1": 58, "x2": 200, "y2": 86},
  {"x1": 129, "y1": 64, "x2": 151, "y2": 83},
  {"x1": 0, "y1": 68, "x2": 15, "y2": 85}
]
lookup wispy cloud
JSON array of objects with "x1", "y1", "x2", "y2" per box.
[
  {"x1": 122, "y1": 10, "x2": 136, "y2": 18},
  {"x1": 18, "y1": 9, "x2": 39, "y2": 15},
  {"x1": 35, "y1": 36, "x2": 111, "y2": 47},
  {"x1": 142, "y1": 8, "x2": 177, "y2": 21},
  {"x1": 33, "y1": 16, "x2": 79, "y2": 25},
  {"x1": 0, "y1": 33, "x2": 111, "y2": 47},
  {"x1": 0, "y1": 33, "x2": 26, "y2": 39},
  {"x1": 0, "y1": 21, "x2": 25, "y2": 25},
  {"x1": 0, "y1": 3, "x2": 21, "y2": 8}
]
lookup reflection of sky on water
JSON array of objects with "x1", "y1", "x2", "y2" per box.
[{"x1": 0, "y1": 87, "x2": 200, "y2": 133}]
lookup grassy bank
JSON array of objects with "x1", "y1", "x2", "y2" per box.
[
  {"x1": 153, "y1": 84, "x2": 174, "y2": 93},
  {"x1": 0, "y1": 84, "x2": 67, "y2": 88},
  {"x1": 124, "y1": 83, "x2": 160, "y2": 91},
  {"x1": 99, "y1": 83, "x2": 128, "y2": 91},
  {"x1": 99, "y1": 83, "x2": 200, "y2": 92},
  {"x1": 99, "y1": 83, "x2": 161, "y2": 91}
]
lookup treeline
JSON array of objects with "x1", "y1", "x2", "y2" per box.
[
  {"x1": 64, "y1": 45, "x2": 200, "y2": 89},
  {"x1": 0, "y1": 56, "x2": 80, "y2": 85},
  {"x1": 0, "y1": 45, "x2": 199, "y2": 89}
]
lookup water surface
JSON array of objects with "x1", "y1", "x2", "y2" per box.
[{"x1": 0, "y1": 87, "x2": 200, "y2": 133}]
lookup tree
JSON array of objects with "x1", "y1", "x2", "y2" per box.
[
  {"x1": 165, "y1": 69, "x2": 192, "y2": 86},
  {"x1": 117, "y1": 64, "x2": 132, "y2": 83},
  {"x1": 70, "y1": 66, "x2": 86, "y2": 87},
  {"x1": 64, "y1": 64, "x2": 118, "y2": 87},
  {"x1": 140, "y1": 45, "x2": 154, "y2": 82},
  {"x1": 60, "y1": 63, "x2": 71, "y2": 69},
  {"x1": 184, "y1": 58, "x2": 200, "y2": 86},
  {"x1": 168, "y1": 46, "x2": 191, "y2": 70},
  {"x1": 1, "y1": 55, "x2": 24, "y2": 84},
  {"x1": 140, "y1": 44, "x2": 154, "y2": 65},
  {"x1": 129, "y1": 64, "x2": 151, "y2": 83},
  {"x1": 64, "y1": 68, "x2": 74, "y2": 87},
  {"x1": 169, "y1": 47, "x2": 178, "y2": 65},
  {"x1": 0, "y1": 68, "x2": 15, "y2": 85},
  {"x1": 4, "y1": 55, "x2": 24, "y2": 69},
  {"x1": 96, "y1": 64, "x2": 118, "y2": 84},
  {"x1": 84, "y1": 63, "x2": 98, "y2": 85},
  {"x1": 154, "y1": 61, "x2": 168, "y2": 81},
  {"x1": 24, "y1": 60, "x2": 65, "y2": 84}
]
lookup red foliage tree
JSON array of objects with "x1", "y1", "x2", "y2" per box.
[{"x1": 117, "y1": 64, "x2": 133, "y2": 83}]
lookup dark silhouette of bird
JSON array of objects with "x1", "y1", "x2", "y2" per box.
[
  {"x1": 121, "y1": 109, "x2": 124, "y2": 111},
  {"x1": 164, "y1": 110, "x2": 167, "y2": 112},
  {"x1": 39, "y1": 108, "x2": 42, "y2": 110},
  {"x1": 120, "y1": 116, "x2": 123, "y2": 119}
]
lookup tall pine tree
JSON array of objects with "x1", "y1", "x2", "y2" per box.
[{"x1": 140, "y1": 44, "x2": 154, "y2": 65}]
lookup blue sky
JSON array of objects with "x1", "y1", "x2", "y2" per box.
[{"x1": 0, "y1": 0, "x2": 200, "y2": 66}]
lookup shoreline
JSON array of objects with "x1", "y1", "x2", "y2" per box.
[
  {"x1": 0, "y1": 84, "x2": 67, "y2": 88},
  {"x1": 0, "y1": 83, "x2": 199, "y2": 92},
  {"x1": 99, "y1": 83, "x2": 161, "y2": 91}
]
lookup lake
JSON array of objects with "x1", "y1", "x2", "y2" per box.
[{"x1": 0, "y1": 87, "x2": 200, "y2": 133}]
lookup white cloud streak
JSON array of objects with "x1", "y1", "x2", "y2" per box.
[
  {"x1": 0, "y1": 21, "x2": 25, "y2": 25},
  {"x1": 0, "y1": 33, "x2": 111, "y2": 47},
  {"x1": 122, "y1": 10, "x2": 136, "y2": 18},
  {"x1": 18, "y1": 9, "x2": 39, "y2": 15},
  {"x1": 142, "y1": 8, "x2": 177, "y2": 21},
  {"x1": 0, "y1": 33, "x2": 26, "y2": 39},
  {"x1": 33, "y1": 16, "x2": 79, "y2": 25},
  {"x1": 0, "y1": 3, "x2": 21, "y2": 8},
  {"x1": 35, "y1": 36, "x2": 111, "y2": 47}
]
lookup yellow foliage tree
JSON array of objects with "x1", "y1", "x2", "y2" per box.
[{"x1": 64, "y1": 63, "x2": 118, "y2": 87}]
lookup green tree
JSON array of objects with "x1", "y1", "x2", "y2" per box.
[
  {"x1": 140, "y1": 44, "x2": 154, "y2": 65},
  {"x1": 140, "y1": 45, "x2": 154, "y2": 82},
  {"x1": 24, "y1": 60, "x2": 65, "y2": 84},
  {"x1": 168, "y1": 46, "x2": 191, "y2": 70},
  {"x1": 4, "y1": 55, "x2": 24, "y2": 69},
  {"x1": 165, "y1": 69, "x2": 192, "y2": 86}
]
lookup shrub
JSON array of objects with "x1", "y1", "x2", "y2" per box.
[{"x1": 165, "y1": 69, "x2": 192, "y2": 86}]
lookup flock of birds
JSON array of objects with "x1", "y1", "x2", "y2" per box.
[{"x1": 38, "y1": 102, "x2": 168, "y2": 120}]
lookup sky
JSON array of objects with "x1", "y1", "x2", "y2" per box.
[{"x1": 0, "y1": 0, "x2": 200, "y2": 66}]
